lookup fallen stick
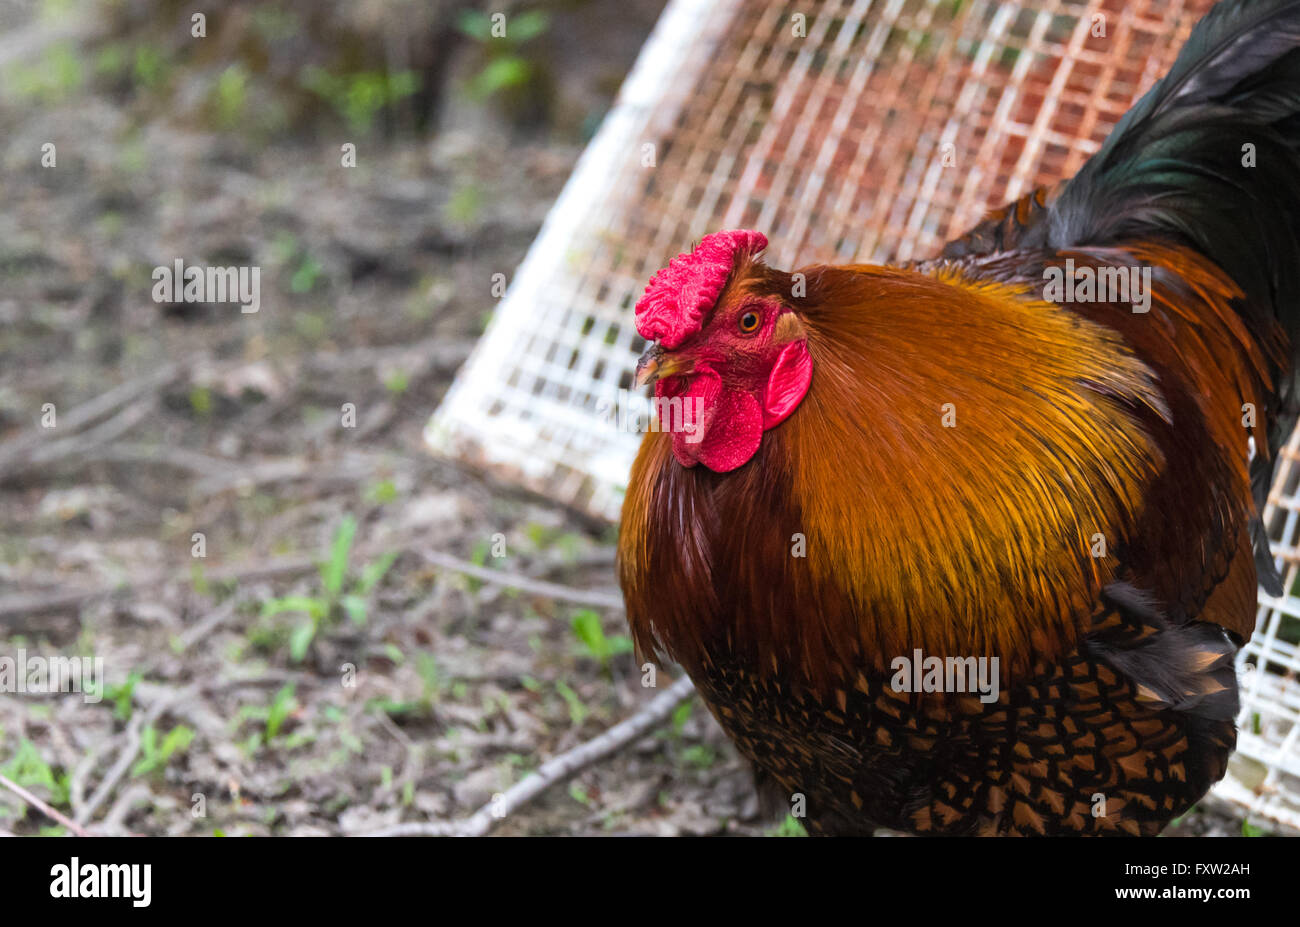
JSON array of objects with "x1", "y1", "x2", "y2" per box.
[
  {"x1": 420, "y1": 549, "x2": 625, "y2": 610},
  {"x1": 0, "y1": 552, "x2": 323, "y2": 620},
  {"x1": 0, "y1": 772, "x2": 91, "y2": 837},
  {"x1": 173, "y1": 598, "x2": 239, "y2": 652},
  {"x1": 192, "y1": 455, "x2": 374, "y2": 496},
  {"x1": 362, "y1": 675, "x2": 696, "y2": 837},
  {"x1": 101, "y1": 784, "x2": 152, "y2": 837},
  {"x1": 0, "y1": 542, "x2": 618, "y2": 621},
  {"x1": 0, "y1": 361, "x2": 185, "y2": 474},
  {"x1": 78, "y1": 443, "x2": 241, "y2": 478},
  {"x1": 24, "y1": 398, "x2": 158, "y2": 467}
]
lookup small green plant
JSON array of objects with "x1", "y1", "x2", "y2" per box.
[
  {"x1": 260, "y1": 516, "x2": 397, "y2": 661},
  {"x1": 94, "y1": 42, "x2": 130, "y2": 80},
  {"x1": 4, "y1": 41, "x2": 84, "y2": 104},
  {"x1": 130, "y1": 724, "x2": 195, "y2": 778},
  {"x1": 1169, "y1": 803, "x2": 1196, "y2": 829},
  {"x1": 233, "y1": 684, "x2": 300, "y2": 753},
  {"x1": 0, "y1": 740, "x2": 70, "y2": 810},
  {"x1": 681, "y1": 743, "x2": 717, "y2": 769},
  {"x1": 523, "y1": 521, "x2": 548, "y2": 548},
  {"x1": 555, "y1": 679, "x2": 589, "y2": 726},
  {"x1": 98, "y1": 671, "x2": 143, "y2": 721},
  {"x1": 455, "y1": 9, "x2": 550, "y2": 101},
  {"x1": 670, "y1": 700, "x2": 693, "y2": 736},
  {"x1": 570, "y1": 609, "x2": 633, "y2": 670},
  {"x1": 462, "y1": 536, "x2": 494, "y2": 593},
  {"x1": 290, "y1": 255, "x2": 324, "y2": 294},
  {"x1": 766, "y1": 815, "x2": 809, "y2": 837},
  {"x1": 132, "y1": 45, "x2": 168, "y2": 90},
  {"x1": 446, "y1": 182, "x2": 486, "y2": 228},
  {"x1": 522, "y1": 522, "x2": 585, "y2": 561},
  {"x1": 265, "y1": 684, "x2": 297, "y2": 741},
  {"x1": 366, "y1": 651, "x2": 444, "y2": 721},
  {"x1": 189, "y1": 385, "x2": 213, "y2": 418},
  {"x1": 416, "y1": 652, "x2": 441, "y2": 702},
  {"x1": 301, "y1": 66, "x2": 419, "y2": 133},
  {"x1": 212, "y1": 64, "x2": 249, "y2": 127}
]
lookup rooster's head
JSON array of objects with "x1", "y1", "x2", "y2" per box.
[{"x1": 633, "y1": 229, "x2": 813, "y2": 472}]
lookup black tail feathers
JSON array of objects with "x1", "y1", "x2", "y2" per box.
[{"x1": 1053, "y1": 0, "x2": 1300, "y2": 595}]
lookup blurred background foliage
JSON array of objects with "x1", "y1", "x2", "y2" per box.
[{"x1": 3, "y1": 0, "x2": 641, "y2": 140}]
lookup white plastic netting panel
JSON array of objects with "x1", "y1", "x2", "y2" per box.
[
  {"x1": 429, "y1": 0, "x2": 1205, "y2": 516},
  {"x1": 427, "y1": 0, "x2": 1300, "y2": 828},
  {"x1": 1224, "y1": 429, "x2": 1300, "y2": 833}
]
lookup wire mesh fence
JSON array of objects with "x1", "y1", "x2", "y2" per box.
[
  {"x1": 427, "y1": 0, "x2": 1300, "y2": 830},
  {"x1": 1230, "y1": 429, "x2": 1300, "y2": 832},
  {"x1": 428, "y1": 0, "x2": 1207, "y2": 517}
]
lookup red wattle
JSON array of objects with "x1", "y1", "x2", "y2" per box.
[
  {"x1": 657, "y1": 371, "x2": 763, "y2": 471},
  {"x1": 694, "y1": 389, "x2": 763, "y2": 471},
  {"x1": 655, "y1": 336, "x2": 812, "y2": 471}
]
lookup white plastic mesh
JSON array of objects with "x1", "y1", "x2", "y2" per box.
[
  {"x1": 428, "y1": 0, "x2": 1205, "y2": 516},
  {"x1": 1226, "y1": 429, "x2": 1300, "y2": 833}
]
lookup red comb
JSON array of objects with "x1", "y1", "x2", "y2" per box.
[{"x1": 634, "y1": 229, "x2": 767, "y2": 348}]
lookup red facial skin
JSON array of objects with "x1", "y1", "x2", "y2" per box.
[{"x1": 639, "y1": 286, "x2": 813, "y2": 472}]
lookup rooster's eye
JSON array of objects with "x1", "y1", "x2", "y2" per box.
[{"x1": 739, "y1": 311, "x2": 761, "y2": 333}]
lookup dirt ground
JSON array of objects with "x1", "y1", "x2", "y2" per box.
[
  {"x1": 0, "y1": 0, "x2": 779, "y2": 838},
  {"x1": 0, "y1": 0, "x2": 1258, "y2": 837}
]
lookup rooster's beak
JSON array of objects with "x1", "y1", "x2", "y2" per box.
[
  {"x1": 635, "y1": 343, "x2": 693, "y2": 387},
  {"x1": 635, "y1": 345, "x2": 665, "y2": 387}
]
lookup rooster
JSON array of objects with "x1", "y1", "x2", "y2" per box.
[{"x1": 617, "y1": 0, "x2": 1300, "y2": 835}]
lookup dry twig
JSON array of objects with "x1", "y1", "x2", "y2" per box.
[
  {"x1": 362, "y1": 675, "x2": 695, "y2": 837},
  {"x1": 0, "y1": 772, "x2": 91, "y2": 837},
  {"x1": 420, "y1": 549, "x2": 625, "y2": 610},
  {"x1": 0, "y1": 361, "x2": 187, "y2": 476}
]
